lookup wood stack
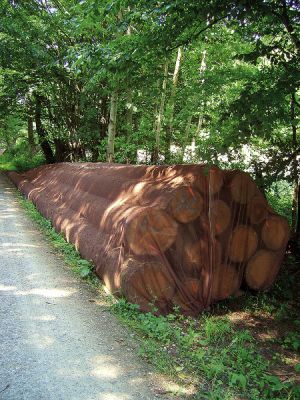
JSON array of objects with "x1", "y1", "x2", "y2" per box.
[{"x1": 8, "y1": 163, "x2": 290, "y2": 315}]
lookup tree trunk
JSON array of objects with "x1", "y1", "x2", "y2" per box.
[
  {"x1": 253, "y1": 166, "x2": 266, "y2": 197},
  {"x1": 54, "y1": 138, "x2": 70, "y2": 162},
  {"x1": 99, "y1": 96, "x2": 109, "y2": 140},
  {"x1": 180, "y1": 115, "x2": 193, "y2": 162},
  {"x1": 292, "y1": 183, "x2": 299, "y2": 231},
  {"x1": 297, "y1": 182, "x2": 300, "y2": 236},
  {"x1": 194, "y1": 50, "x2": 207, "y2": 140},
  {"x1": 126, "y1": 88, "x2": 133, "y2": 136},
  {"x1": 107, "y1": 90, "x2": 118, "y2": 163},
  {"x1": 195, "y1": 114, "x2": 204, "y2": 136},
  {"x1": 125, "y1": 88, "x2": 136, "y2": 163},
  {"x1": 150, "y1": 81, "x2": 160, "y2": 163},
  {"x1": 165, "y1": 47, "x2": 183, "y2": 163},
  {"x1": 27, "y1": 113, "x2": 35, "y2": 155},
  {"x1": 291, "y1": 92, "x2": 299, "y2": 233},
  {"x1": 125, "y1": 24, "x2": 133, "y2": 137},
  {"x1": 35, "y1": 95, "x2": 55, "y2": 164},
  {"x1": 153, "y1": 60, "x2": 169, "y2": 164}
]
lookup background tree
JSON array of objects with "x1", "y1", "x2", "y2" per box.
[{"x1": 0, "y1": 0, "x2": 299, "y2": 238}]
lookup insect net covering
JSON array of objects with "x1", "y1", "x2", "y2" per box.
[{"x1": 8, "y1": 162, "x2": 289, "y2": 315}]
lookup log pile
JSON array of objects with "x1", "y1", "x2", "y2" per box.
[{"x1": 8, "y1": 163, "x2": 290, "y2": 315}]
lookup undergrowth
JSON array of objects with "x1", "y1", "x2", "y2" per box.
[
  {"x1": 111, "y1": 301, "x2": 299, "y2": 400},
  {"x1": 16, "y1": 190, "x2": 300, "y2": 400},
  {"x1": 0, "y1": 144, "x2": 45, "y2": 172}
]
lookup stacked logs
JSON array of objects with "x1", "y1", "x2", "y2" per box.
[{"x1": 8, "y1": 163, "x2": 290, "y2": 315}]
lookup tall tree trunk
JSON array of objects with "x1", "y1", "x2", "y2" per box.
[
  {"x1": 150, "y1": 81, "x2": 160, "y2": 163},
  {"x1": 126, "y1": 88, "x2": 133, "y2": 136},
  {"x1": 194, "y1": 50, "x2": 207, "y2": 140},
  {"x1": 292, "y1": 184, "x2": 299, "y2": 232},
  {"x1": 165, "y1": 47, "x2": 183, "y2": 163},
  {"x1": 291, "y1": 92, "x2": 299, "y2": 233},
  {"x1": 35, "y1": 95, "x2": 55, "y2": 164},
  {"x1": 195, "y1": 114, "x2": 204, "y2": 137},
  {"x1": 125, "y1": 23, "x2": 133, "y2": 139},
  {"x1": 3, "y1": 121, "x2": 13, "y2": 147},
  {"x1": 153, "y1": 60, "x2": 169, "y2": 164},
  {"x1": 180, "y1": 115, "x2": 193, "y2": 162},
  {"x1": 54, "y1": 138, "x2": 70, "y2": 162},
  {"x1": 107, "y1": 90, "x2": 118, "y2": 163},
  {"x1": 254, "y1": 166, "x2": 266, "y2": 197},
  {"x1": 27, "y1": 112, "x2": 35, "y2": 155},
  {"x1": 99, "y1": 96, "x2": 109, "y2": 140},
  {"x1": 125, "y1": 88, "x2": 135, "y2": 163},
  {"x1": 296, "y1": 182, "x2": 300, "y2": 236}
]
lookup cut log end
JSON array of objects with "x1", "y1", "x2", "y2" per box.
[
  {"x1": 228, "y1": 225, "x2": 258, "y2": 263},
  {"x1": 169, "y1": 186, "x2": 204, "y2": 223},
  {"x1": 125, "y1": 208, "x2": 178, "y2": 255},
  {"x1": 247, "y1": 194, "x2": 268, "y2": 224},
  {"x1": 193, "y1": 166, "x2": 224, "y2": 195},
  {"x1": 182, "y1": 238, "x2": 221, "y2": 276},
  {"x1": 230, "y1": 172, "x2": 258, "y2": 204},
  {"x1": 208, "y1": 166, "x2": 224, "y2": 194},
  {"x1": 245, "y1": 250, "x2": 281, "y2": 290},
  {"x1": 121, "y1": 260, "x2": 175, "y2": 311},
  {"x1": 210, "y1": 199, "x2": 231, "y2": 235},
  {"x1": 182, "y1": 238, "x2": 208, "y2": 268},
  {"x1": 262, "y1": 216, "x2": 290, "y2": 251}
]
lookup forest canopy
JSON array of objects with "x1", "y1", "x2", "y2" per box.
[{"x1": 0, "y1": 0, "x2": 299, "y2": 234}]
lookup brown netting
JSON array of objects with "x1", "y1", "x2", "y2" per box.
[{"x1": 8, "y1": 163, "x2": 290, "y2": 315}]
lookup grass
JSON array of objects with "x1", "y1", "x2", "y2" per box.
[
  {"x1": 12, "y1": 189, "x2": 300, "y2": 400},
  {"x1": 111, "y1": 302, "x2": 299, "y2": 400},
  {"x1": 0, "y1": 150, "x2": 45, "y2": 172},
  {"x1": 0, "y1": 160, "x2": 17, "y2": 171}
]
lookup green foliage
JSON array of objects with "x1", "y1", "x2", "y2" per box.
[
  {"x1": 281, "y1": 332, "x2": 300, "y2": 352},
  {"x1": 0, "y1": 0, "x2": 298, "y2": 187},
  {"x1": 0, "y1": 142, "x2": 45, "y2": 171},
  {"x1": 111, "y1": 300, "x2": 298, "y2": 400},
  {"x1": 266, "y1": 181, "x2": 294, "y2": 224},
  {"x1": 1, "y1": 4, "x2": 299, "y2": 396}
]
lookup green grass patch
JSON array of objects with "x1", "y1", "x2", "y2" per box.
[
  {"x1": 111, "y1": 301, "x2": 299, "y2": 400},
  {"x1": 0, "y1": 160, "x2": 17, "y2": 171},
  {"x1": 15, "y1": 190, "x2": 300, "y2": 400},
  {"x1": 0, "y1": 145, "x2": 45, "y2": 172}
]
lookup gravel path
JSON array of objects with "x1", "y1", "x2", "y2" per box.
[{"x1": 0, "y1": 173, "x2": 174, "y2": 400}]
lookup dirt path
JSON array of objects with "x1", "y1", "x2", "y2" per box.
[{"x1": 0, "y1": 173, "x2": 174, "y2": 400}]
